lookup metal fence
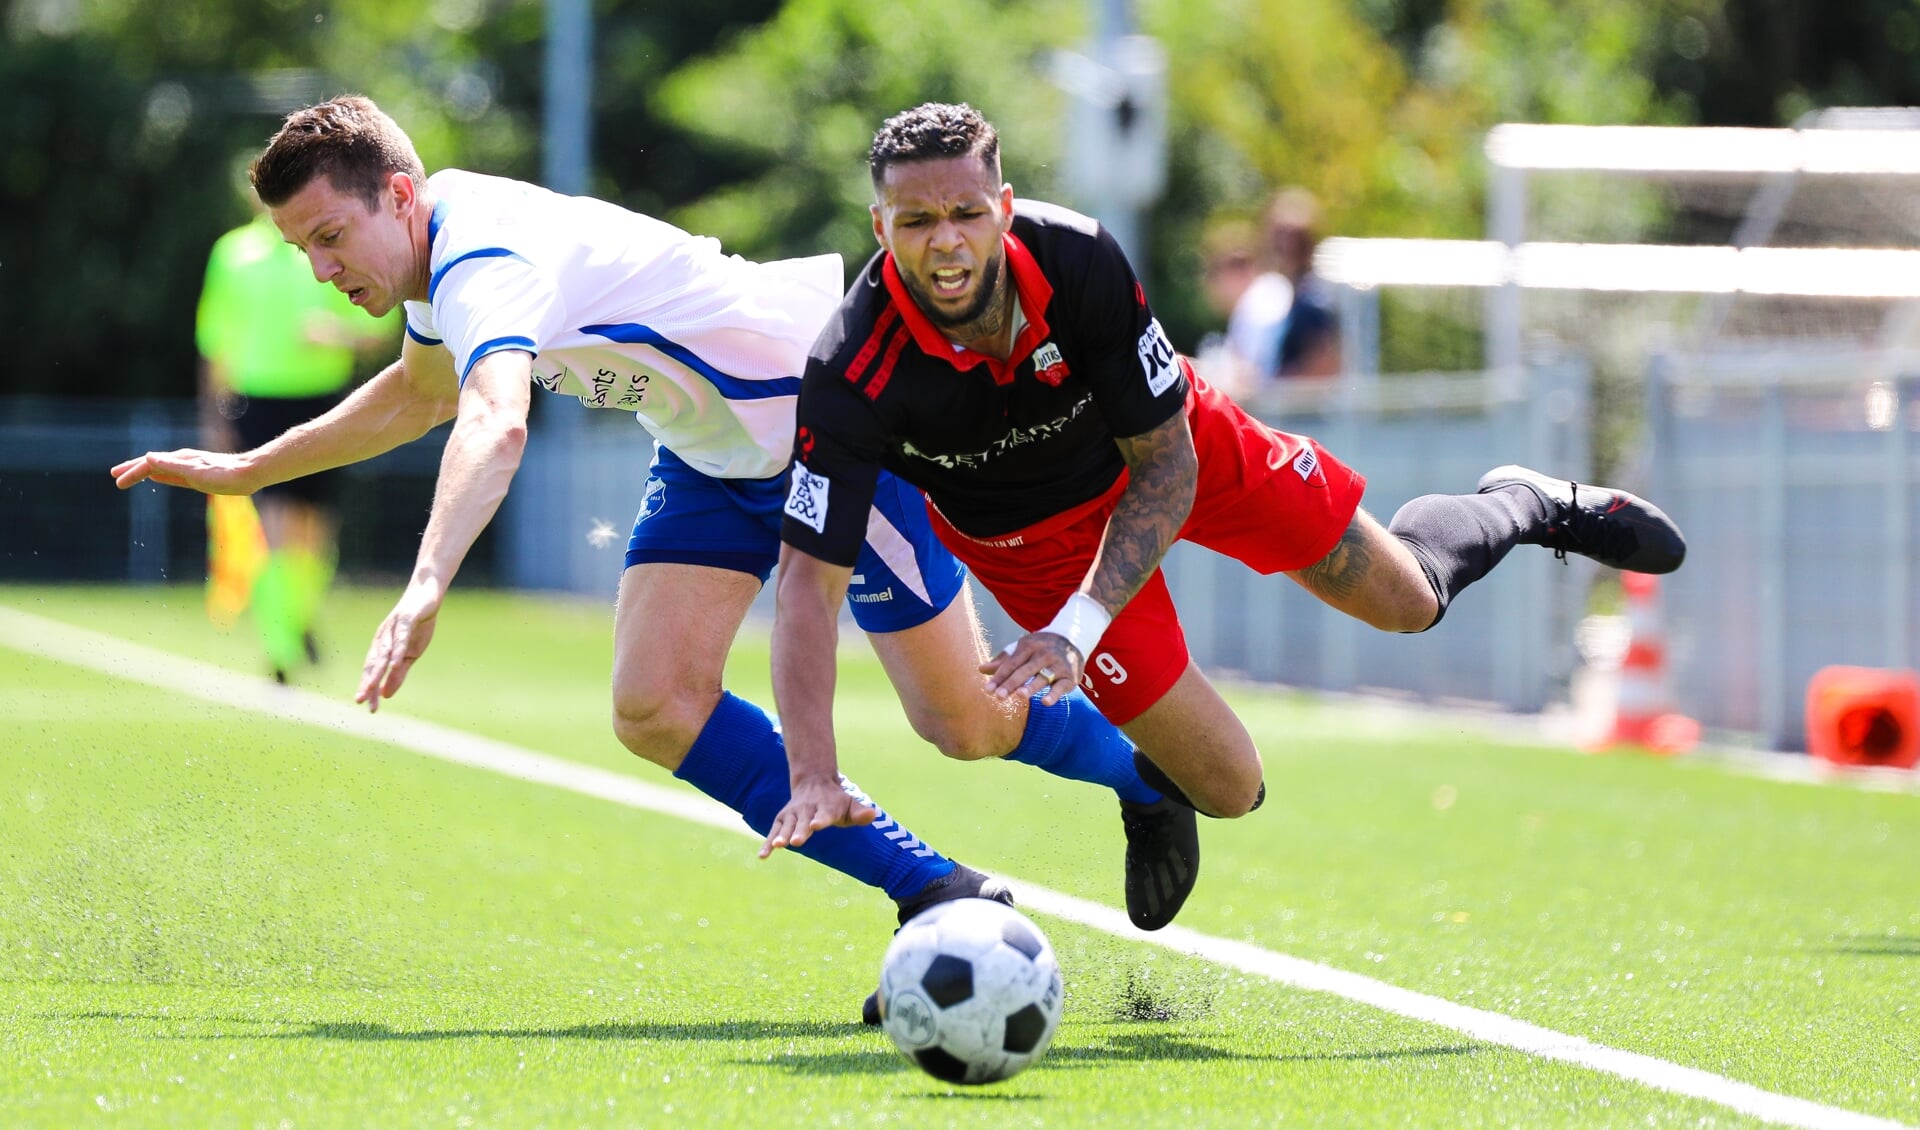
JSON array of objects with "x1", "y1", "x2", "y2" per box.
[
  {"x1": 1647, "y1": 348, "x2": 1920, "y2": 750},
  {"x1": 499, "y1": 408, "x2": 657, "y2": 599},
  {"x1": 0, "y1": 399, "x2": 487, "y2": 585},
  {"x1": 1131, "y1": 362, "x2": 1594, "y2": 713},
  {"x1": 4, "y1": 364, "x2": 1592, "y2": 717}
]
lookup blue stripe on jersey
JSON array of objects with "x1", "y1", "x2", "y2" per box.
[
  {"x1": 580, "y1": 322, "x2": 802, "y2": 401},
  {"x1": 460, "y1": 336, "x2": 537, "y2": 383},
  {"x1": 405, "y1": 323, "x2": 443, "y2": 346},
  {"x1": 428, "y1": 199, "x2": 448, "y2": 250},
  {"x1": 429, "y1": 247, "x2": 531, "y2": 302}
]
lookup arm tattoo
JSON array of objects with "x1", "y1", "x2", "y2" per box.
[
  {"x1": 1296, "y1": 518, "x2": 1372, "y2": 600},
  {"x1": 1087, "y1": 413, "x2": 1198, "y2": 615}
]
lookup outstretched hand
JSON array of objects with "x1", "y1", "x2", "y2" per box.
[
  {"x1": 759, "y1": 775, "x2": 878, "y2": 858},
  {"x1": 356, "y1": 583, "x2": 444, "y2": 713},
  {"x1": 110, "y1": 449, "x2": 258, "y2": 495},
  {"x1": 980, "y1": 631, "x2": 1082, "y2": 707}
]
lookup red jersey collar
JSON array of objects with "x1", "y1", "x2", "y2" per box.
[{"x1": 881, "y1": 232, "x2": 1054, "y2": 386}]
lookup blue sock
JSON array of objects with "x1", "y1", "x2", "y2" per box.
[
  {"x1": 672, "y1": 691, "x2": 955, "y2": 900},
  {"x1": 1004, "y1": 690, "x2": 1162, "y2": 804}
]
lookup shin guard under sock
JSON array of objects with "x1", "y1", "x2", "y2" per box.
[
  {"x1": 1004, "y1": 690, "x2": 1161, "y2": 804},
  {"x1": 672, "y1": 692, "x2": 954, "y2": 900},
  {"x1": 1386, "y1": 488, "x2": 1544, "y2": 629}
]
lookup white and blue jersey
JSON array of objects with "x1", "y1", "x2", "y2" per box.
[
  {"x1": 404, "y1": 170, "x2": 961, "y2": 629},
  {"x1": 405, "y1": 169, "x2": 834, "y2": 480}
]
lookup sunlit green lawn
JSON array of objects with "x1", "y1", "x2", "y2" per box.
[{"x1": 2, "y1": 583, "x2": 1914, "y2": 1126}]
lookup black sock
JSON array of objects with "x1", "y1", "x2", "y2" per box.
[
  {"x1": 1387, "y1": 487, "x2": 1546, "y2": 630},
  {"x1": 1132, "y1": 752, "x2": 1264, "y2": 816}
]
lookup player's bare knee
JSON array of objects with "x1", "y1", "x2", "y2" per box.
[
  {"x1": 912, "y1": 713, "x2": 1005, "y2": 761},
  {"x1": 1363, "y1": 599, "x2": 1437, "y2": 634},
  {"x1": 1196, "y1": 776, "x2": 1264, "y2": 819},
  {"x1": 1354, "y1": 578, "x2": 1440, "y2": 633},
  {"x1": 897, "y1": 688, "x2": 1021, "y2": 761},
  {"x1": 610, "y1": 685, "x2": 708, "y2": 768}
]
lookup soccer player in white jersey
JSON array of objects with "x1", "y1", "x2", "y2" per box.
[{"x1": 111, "y1": 97, "x2": 1203, "y2": 995}]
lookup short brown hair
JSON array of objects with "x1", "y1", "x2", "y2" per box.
[
  {"x1": 250, "y1": 95, "x2": 426, "y2": 208},
  {"x1": 868, "y1": 103, "x2": 1000, "y2": 189}
]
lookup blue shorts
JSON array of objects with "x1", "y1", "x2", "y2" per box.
[{"x1": 623, "y1": 446, "x2": 965, "y2": 634}]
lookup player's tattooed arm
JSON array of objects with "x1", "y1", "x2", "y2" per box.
[
  {"x1": 1294, "y1": 517, "x2": 1373, "y2": 601},
  {"x1": 981, "y1": 410, "x2": 1195, "y2": 704},
  {"x1": 1090, "y1": 411, "x2": 1198, "y2": 615}
]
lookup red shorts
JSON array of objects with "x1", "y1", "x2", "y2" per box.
[{"x1": 927, "y1": 372, "x2": 1365, "y2": 724}]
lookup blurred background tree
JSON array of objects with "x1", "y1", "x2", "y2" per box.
[
  {"x1": 9, "y1": 0, "x2": 1920, "y2": 400},
  {"x1": 653, "y1": 0, "x2": 1080, "y2": 270},
  {"x1": 0, "y1": 0, "x2": 770, "y2": 401}
]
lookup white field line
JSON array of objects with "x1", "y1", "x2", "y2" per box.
[{"x1": 1, "y1": 604, "x2": 1908, "y2": 1130}]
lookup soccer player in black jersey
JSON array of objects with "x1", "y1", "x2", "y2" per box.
[{"x1": 765, "y1": 103, "x2": 1686, "y2": 912}]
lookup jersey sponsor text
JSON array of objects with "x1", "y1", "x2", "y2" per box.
[{"x1": 899, "y1": 394, "x2": 1094, "y2": 471}]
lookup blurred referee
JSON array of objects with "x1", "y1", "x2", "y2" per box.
[{"x1": 195, "y1": 199, "x2": 392, "y2": 681}]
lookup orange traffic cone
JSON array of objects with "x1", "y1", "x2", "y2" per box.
[
  {"x1": 1602, "y1": 571, "x2": 1700, "y2": 755},
  {"x1": 1806, "y1": 666, "x2": 1920, "y2": 770}
]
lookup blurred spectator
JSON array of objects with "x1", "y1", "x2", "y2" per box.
[
  {"x1": 1192, "y1": 187, "x2": 1343, "y2": 401},
  {"x1": 195, "y1": 201, "x2": 394, "y2": 682},
  {"x1": 1264, "y1": 186, "x2": 1341, "y2": 380},
  {"x1": 1193, "y1": 218, "x2": 1292, "y2": 400}
]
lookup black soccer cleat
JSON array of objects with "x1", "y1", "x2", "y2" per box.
[
  {"x1": 891, "y1": 861, "x2": 1015, "y2": 928},
  {"x1": 863, "y1": 863, "x2": 1015, "y2": 1025},
  {"x1": 1477, "y1": 465, "x2": 1687, "y2": 575},
  {"x1": 1120, "y1": 796, "x2": 1201, "y2": 931}
]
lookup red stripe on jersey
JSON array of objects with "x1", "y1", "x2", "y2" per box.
[
  {"x1": 845, "y1": 303, "x2": 901, "y2": 387},
  {"x1": 881, "y1": 235, "x2": 1056, "y2": 386},
  {"x1": 864, "y1": 323, "x2": 913, "y2": 400}
]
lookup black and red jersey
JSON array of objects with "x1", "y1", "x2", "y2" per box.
[{"x1": 781, "y1": 200, "x2": 1189, "y2": 566}]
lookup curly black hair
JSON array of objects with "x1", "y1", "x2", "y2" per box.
[{"x1": 868, "y1": 102, "x2": 1000, "y2": 188}]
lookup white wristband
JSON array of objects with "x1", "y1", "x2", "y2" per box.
[{"x1": 1041, "y1": 593, "x2": 1112, "y2": 661}]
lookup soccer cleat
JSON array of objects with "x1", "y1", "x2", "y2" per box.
[
  {"x1": 1477, "y1": 465, "x2": 1687, "y2": 575},
  {"x1": 863, "y1": 863, "x2": 1015, "y2": 1025},
  {"x1": 1120, "y1": 796, "x2": 1201, "y2": 931}
]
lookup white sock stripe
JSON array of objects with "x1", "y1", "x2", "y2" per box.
[{"x1": 837, "y1": 775, "x2": 877, "y2": 806}]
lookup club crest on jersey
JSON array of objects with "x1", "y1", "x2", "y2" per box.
[
  {"x1": 636, "y1": 477, "x2": 667, "y2": 523},
  {"x1": 1031, "y1": 341, "x2": 1070, "y2": 387},
  {"x1": 1136, "y1": 318, "x2": 1179, "y2": 397},
  {"x1": 784, "y1": 464, "x2": 831, "y2": 533}
]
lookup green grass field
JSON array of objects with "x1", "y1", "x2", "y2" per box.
[{"x1": 3, "y1": 584, "x2": 1916, "y2": 1127}]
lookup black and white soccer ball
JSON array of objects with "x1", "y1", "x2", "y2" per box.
[{"x1": 877, "y1": 897, "x2": 1063, "y2": 1085}]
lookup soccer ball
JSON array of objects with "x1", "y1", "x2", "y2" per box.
[{"x1": 876, "y1": 897, "x2": 1064, "y2": 1085}]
